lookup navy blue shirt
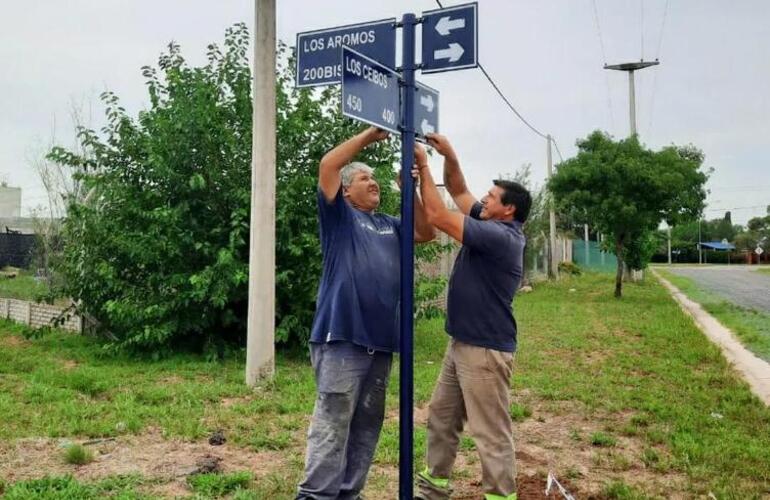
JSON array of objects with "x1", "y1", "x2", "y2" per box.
[
  {"x1": 310, "y1": 188, "x2": 401, "y2": 352},
  {"x1": 445, "y1": 203, "x2": 526, "y2": 352}
]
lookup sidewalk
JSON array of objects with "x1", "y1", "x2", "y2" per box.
[{"x1": 653, "y1": 269, "x2": 770, "y2": 405}]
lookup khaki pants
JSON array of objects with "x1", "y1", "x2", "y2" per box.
[{"x1": 418, "y1": 339, "x2": 516, "y2": 499}]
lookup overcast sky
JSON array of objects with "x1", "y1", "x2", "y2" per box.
[{"x1": 1, "y1": 1, "x2": 768, "y2": 224}]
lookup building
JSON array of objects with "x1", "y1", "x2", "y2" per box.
[{"x1": 0, "y1": 185, "x2": 22, "y2": 218}]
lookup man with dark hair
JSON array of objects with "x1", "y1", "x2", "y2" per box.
[
  {"x1": 296, "y1": 127, "x2": 435, "y2": 500},
  {"x1": 414, "y1": 134, "x2": 530, "y2": 500}
]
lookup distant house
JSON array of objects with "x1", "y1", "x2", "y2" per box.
[{"x1": 697, "y1": 241, "x2": 736, "y2": 264}]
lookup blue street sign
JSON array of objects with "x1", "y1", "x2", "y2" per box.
[
  {"x1": 421, "y1": 2, "x2": 478, "y2": 74},
  {"x1": 341, "y1": 46, "x2": 401, "y2": 134},
  {"x1": 414, "y1": 82, "x2": 439, "y2": 142},
  {"x1": 296, "y1": 19, "x2": 396, "y2": 87}
]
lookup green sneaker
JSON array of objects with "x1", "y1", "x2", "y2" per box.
[{"x1": 415, "y1": 468, "x2": 452, "y2": 500}]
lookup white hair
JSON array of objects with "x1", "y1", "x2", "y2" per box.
[{"x1": 340, "y1": 162, "x2": 374, "y2": 187}]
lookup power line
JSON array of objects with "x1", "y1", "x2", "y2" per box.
[
  {"x1": 591, "y1": 0, "x2": 608, "y2": 64},
  {"x1": 655, "y1": 0, "x2": 670, "y2": 60},
  {"x1": 639, "y1": 0, "x2": 644, "y2": 61},
  {"x1": 590, "y1": 0, "x2": 615, "y2": 132},
  {"x1": 646, "y1": 0, "x2": 670, "y2": 139},
  {"x1": 476, "y1": 64, "x2": 548, "y2": 140},
  {"x1": 706, "y1": 205, "x2": 767, "y2": 212},
  {"x1": 434, "y1": 0, "x2": 550, "y2": 140},
  {"x1": 551, "y1": 138, "x2": 565, "y2": 163}
]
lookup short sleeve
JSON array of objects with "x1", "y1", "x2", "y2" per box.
[
  {"x1": 317, "y1": 187, "x2": 351, "y2": 247},
  {"x1": 462, "y1": 217, "x2": 509, "y2": 256},
  {"x1": 469, "y1": 202, "x2": 483, "y2": 220}
]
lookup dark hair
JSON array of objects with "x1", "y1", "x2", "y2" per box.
[{"x1": 493, "y1": 180, "x2": 532, "y2": 223}]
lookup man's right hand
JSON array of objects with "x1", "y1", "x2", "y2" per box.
[{"x1": 426, "y1": 133, "x2": 456, "y2": 159}]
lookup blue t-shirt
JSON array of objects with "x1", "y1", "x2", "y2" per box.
[
  {"x1": 310, "y1": 188, "x2": 401, "y2": 352},
  {"x1": 445, "y1": 202, "x2": 526, "y2": 352}
]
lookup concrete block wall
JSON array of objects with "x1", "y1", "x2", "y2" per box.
[{"x1": 1, "y1": 297, "x2": 82, "y2": 333}]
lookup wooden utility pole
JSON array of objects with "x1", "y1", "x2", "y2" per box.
[{"x1": 246, "y1": 0, "x2": 276, "y2": 385}]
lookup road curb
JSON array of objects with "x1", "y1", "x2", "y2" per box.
[{"x1": 652, "y1": 269, "x2": 770, "y2": 406}]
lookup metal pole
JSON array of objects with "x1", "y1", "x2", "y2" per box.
[
  {"x1": 667, "y1": 225, "x2": 672, "y2": 264},
  {"x1": 584, "y1": 224, "x2": 590, "y2": 267},
  {"x1": 245, "y1": 0, "x2": 276, "y2": 385},
  {"x1": 547, "y1": 135, "x2": 558, "y2": 278},
  {"x1": 628, "y1": 70, "x2": 637, "y2": 135},
  {"x1": 399, "y1": 12, "x2": 417, "y2": 500}
]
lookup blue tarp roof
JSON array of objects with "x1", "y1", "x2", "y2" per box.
[{"x1": 698, "y1": 241, "x2": 736, "y2": 251}]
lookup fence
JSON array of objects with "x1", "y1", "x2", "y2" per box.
[
  {"x1": 2, "y1": 297, "x2": 82, "y2": 333},
  {"x1": 572, "y1": 239, "x2": 616, "y2": 273},
  {"x1": 0, "y1": 233, "x2": 36, "y2": 268}
]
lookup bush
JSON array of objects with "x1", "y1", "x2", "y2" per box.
[
  {"x1": 48, "y1": 26, "x2": 398, "y2": 354},
  {"x1": 558, "y1": 261, "x2": 582, "y2": 275}
]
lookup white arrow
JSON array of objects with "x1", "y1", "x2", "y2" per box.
[
  {"x1": 419, "y1": 94, "x2": 435, "y2": 113},
  {"x1": 435, "y1": 16, "x2": 466, "y2": 36},
  {"x1": 434, "y1": 43, "x2": 464, "y2": 63},
  {"x1": 421, "y1": 119, "x2": 435, "y2": 135}
]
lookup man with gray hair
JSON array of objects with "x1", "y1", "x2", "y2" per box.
[{"x1": 296, "y1": 127, "x2": 435, "y2": 500}]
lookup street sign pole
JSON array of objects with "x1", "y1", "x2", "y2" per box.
[{"x1": 399, "y1": 12, "x2": 417, "y2": 500}]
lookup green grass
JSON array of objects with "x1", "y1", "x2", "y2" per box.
[
  {"x1": 590, "y1": 431, "x2": 617, "y2": 447},
  {"x1": 757, "y1": 267, "x2": 770, "y2": 276},
  {"x1": 187, "y1": 471, "x2": 252, "y2": 497},
  {"x1": 658, "y1": 269, "x2": 770, "y2": 361},
  {"x1": 0, "y1": 269, "x2": 49, "y2": 302},
  {"x1": 1, "y1": 273, "x2": 770, "y2": 497},
  {"x1": 63, "y1": 444, "x2": 94, "y2": 465},
  {"x1": 1, "y1": 475, "x2": 149, "y2": 500}
]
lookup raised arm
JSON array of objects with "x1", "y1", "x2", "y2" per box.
[
  {"x1": 426, "y1": 133, "x2": 478, "y2": 215},
  {"x1": 411, "y1": 148, "x2": 437, "y2": 244},
  {"x1": 415, "y1": 144, "x2": 465, "y2": 244},
  {"x1": 319, "y1": 127, "x2": 388, "y2": 202}
]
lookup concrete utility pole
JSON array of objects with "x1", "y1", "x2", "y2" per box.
[
  {"x1": 246, "y1": 0, "x2": 276, "y2": 385},
  {"x1": 546, "y1": 135, "x2": 558, "y2": 278},
  {"x1": 667, "y1": 225, "x2": 672, "y2": 264},
  {"x1": 604, "y1": 60, "x2": 659, "y2": 136}
]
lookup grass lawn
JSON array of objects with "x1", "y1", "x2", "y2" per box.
[
  {"x1": 1, "y1": 273, "x2": 769, "y2": 498},
  {"x1": 757, "y1": 266, "x2": 770, "y2": 276},
  {"x1": 657, "y1": 269, "x2": 770, "y2": 362},
  {"x1": 0, "y1": 269, "x2": 49, "y2": 302}
]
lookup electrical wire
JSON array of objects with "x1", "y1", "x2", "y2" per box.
[
  {"x1": 434, "y1": 0, "x2": 565, "y2": 157},
  {"x1": 646, "y1": 0, "x2": 670, "y2": 140},
  {"x1": 591, "y1": 0, "x2": 616, "y2": 131}
]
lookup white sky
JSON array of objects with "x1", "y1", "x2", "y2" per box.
[{"x1": 1, "y1": 0, "x2": 768, "y2": 224}]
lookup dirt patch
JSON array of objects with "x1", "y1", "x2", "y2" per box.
[
  {"x1": 221, "y1": 396, "x2": 252, "y2": 408},
  {"x1": 0, "y1": 335, "x2": 28, "y2": 348},
  {"x1": 382, "y1": 403, "x2": 687, "y2": 498},
  {"x1": 60, "y1": 359, "x2": 78, "y2": 370},
  {"x1": 0, "y1": 428, "x2": 287, "y2": 494},
  {"x1": 517, "y1": 473, "x2": 580, "y2": 500}
]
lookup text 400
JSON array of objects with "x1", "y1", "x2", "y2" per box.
[{"x1": 381, "y1": 108, "x2": 396, "y2": 125}]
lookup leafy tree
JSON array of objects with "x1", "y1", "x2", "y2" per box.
[
  {"x1": 48, "y1": 25, "x2": 399, "y2": 354},
  {"x1": 549, "y1": 131, "x2": 708, "y2": 297}
]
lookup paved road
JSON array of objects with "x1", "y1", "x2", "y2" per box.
[{"x1": 666, "y1": 266, "x2": 770, "y2": 313}]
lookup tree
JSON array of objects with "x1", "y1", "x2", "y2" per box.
[
  {"x1": 48, "y1": 25, "x2": 399, "y2": 354},
  {"x1": 549, "y1": 131, "x2": 708, "y2": 297}
]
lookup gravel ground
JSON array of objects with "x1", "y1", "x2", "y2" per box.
[{"x1": 666, "y1": 265, "x2": 770, "y2": 313}]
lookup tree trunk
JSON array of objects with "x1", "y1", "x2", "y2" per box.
[{"x1": 615, "y1": 238, "x2": 624, "y2": 298}]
